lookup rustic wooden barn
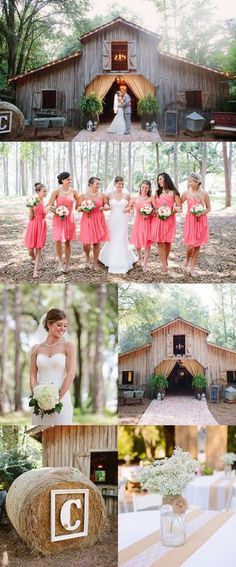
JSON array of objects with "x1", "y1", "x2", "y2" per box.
[
  {"x1": 118, "y1": 317, "x2": 236, "y2": 394},
  {"x1": 9, "y1": 17, "x2": 233, "y2": 127},
  {"x1": 28, "y1": 425, "x2": 118, "y2": 515}
]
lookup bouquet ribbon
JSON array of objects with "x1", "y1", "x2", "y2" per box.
[{"x1": 162, "y1": 495, "x2": 188, "y2": 514}]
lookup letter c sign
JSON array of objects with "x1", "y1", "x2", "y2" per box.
[{"x1": 51, "y1": 489, "x2": 89, "y2": 542}]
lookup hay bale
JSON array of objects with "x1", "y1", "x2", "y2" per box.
[
  {"x1": 6, "y1": 467, "x2": 107, "y2": 556},
  {"x1": 0, "y1": 102, "x2": 25, "y2": 138}
]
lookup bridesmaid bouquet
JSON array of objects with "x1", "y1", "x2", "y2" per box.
[
  {"x1": 158, "y1": 206, "x2": 173, "y2": 220},
  {"x1": 53, "y1": 205, "x2": 69, "y2": 221},
  {"x1": 190, "y1": 203, "x2": 205, "y2": 220},
  {"x1": 80, "y1": 199, "x2": 96, "y2": 217},
  {"x1": 29, "y1": 384, "x2": 63, "y2": 418},
  {"x1": 139, "y1": 205, "x2": 153, "y2": 219},
  {"x1": 26, "y1": 195, "x2": 40, "y2": 208}
]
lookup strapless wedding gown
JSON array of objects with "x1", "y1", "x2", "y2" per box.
[
  {"x1": 99, "y1": 198, "x2": 137, "y2": 274},
  {"x1": 107, "y1": 107, "x2": 126, "y2": 135},
  {"x1": 31, "y1": 353, "x2": 73, "y2": 425}
]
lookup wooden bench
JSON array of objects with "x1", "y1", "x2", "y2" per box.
[
  {"x1": 210, "y1": 112, "x2": 236, "y2": 137},
  {"x1": 34, "y1": 116, "x2": 65, "y2": 138}
]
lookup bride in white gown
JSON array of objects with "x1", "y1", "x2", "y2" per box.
[
  {"x1": 107, "y1": 91, "x2": 126, "y2": 135},
  {"x1": 99, "y1": 176, "x2": 138, "y2": 274},
  {"x1": 30, "y1": 308, "x2": 75, "y2": 425}
]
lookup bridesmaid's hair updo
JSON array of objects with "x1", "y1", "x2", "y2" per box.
[
  {"x1": 139, "y1": 180, "x2": 152, "y2": 197},
  {"x1": 156, "y1": 172, "x2": 180, "y2": 197},
  {"x1": 35, "y1": 183, "x2": 45, "y2": 193},
  {"x1": 57, "y1": 171, "x2": 70, "y2": 185},
  {"x1": 189, "y1": 172, "x2": 202, "y2": 187},
  {"x1": 44, "y1": 308, "x2": 67, "y2": 331},
  {"x1": 88, "y1": 176, "x2": 101, "y2": 185}
]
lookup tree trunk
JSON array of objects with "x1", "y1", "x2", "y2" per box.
[
  {"x1": 104, "y1": 143, "x2": 109, "y2": 189},
  {"x1": 222, "y1": 142, "x2": 231, "y2": 207},
  {"x1": 14, "y1": 286, "x2": 22, "y2": 411},
  {"x1": 72, "y1": 306, "x2": 82, "y2": 408},
  {"x1": 93, "y1": 284, "x2": 106, "y2": 414},
  {"x1": 173, "y1": 142, "x2": 178, "y2": 187},
  {"x1": 0, "y1": 286, "x2": 9, "y2": 415},
  {"x1": 201, "y1": 142, "x2": 207, "y2": 190}
]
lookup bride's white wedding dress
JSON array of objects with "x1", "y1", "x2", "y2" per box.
[
  {"x1": 108, "y1": 105, "x2": 126, "y2": 135},
  {"x1": 31, "y1": 352, "x2": 73, "y2": 425},
  {"x1": 99, "y1": 198, "x2": 138, "y2": 274}
]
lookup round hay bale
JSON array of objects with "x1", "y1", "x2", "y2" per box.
[
  {"x1": 6, "y1": 467, "x2": 107, "y2": 556},
  {"x1": 0, "y1": 101, "x2": 25, "y2": 138}
]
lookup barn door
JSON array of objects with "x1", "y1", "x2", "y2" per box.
[
  {"x1": 186, "y1": 334, "x2": 192, "y2": 356},
  {"x1": 167, "y1": 334, "x2": 173, "y2": 357},
  {"x1": 128, "y1": 41, "x2": 137, "y2": 70},
  {"x1": 32, "y1": 91, "x2": 42, "y2": 110},
  {"x1": 202, "y1": 92, "x2": 211, "y2": 109},
  {"x1": 103, "y1": 41, "x2": 112, "y2": 70},
  {"x1": 176, "y1": 91, "x2": 186, "y2": 105},
  {"x1": 73, "y1": 452, "x2": 90, "y2": 477}
]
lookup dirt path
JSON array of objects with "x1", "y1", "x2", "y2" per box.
[
  {"x1": 118, "y1": 399, "x2": 151, "y2": 425},
  {"x1": 0, "y1": 517, "x2": 117, "y2": 567},
  {"x1": 0, "y1": 199, "x2": 235, "y2": 284}
]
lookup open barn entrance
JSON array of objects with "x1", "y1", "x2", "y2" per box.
[
  {"x1": 167, "y1": 361, "x2": 193, "y2": 395},
  {"x1": 101, "y1": 79, "x2": 138, "y2": 122}
]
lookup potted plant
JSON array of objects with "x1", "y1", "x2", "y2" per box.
[
  {"x1": 149, "y1": 373, "x2": 168, "y2": 399},
  {"x1": 79, "y1": 92, "x2": 104, "y2": 128},
  {"x1": 137, "y1": 94, "x2": 160, "y2": 129},
  {"x1": 192, "y1": 374, "x2": 208, "y2": 398}
]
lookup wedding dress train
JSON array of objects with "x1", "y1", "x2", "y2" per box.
[
  {"x1": 107, "y1": 106, "x2": 126, "y2": 135},
  {"x1": 99, "y1": 198, "x2": 137, "y2": 274}
]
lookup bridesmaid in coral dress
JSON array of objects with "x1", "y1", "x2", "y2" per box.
[
  {"x1": 151, "y1": 173, "x2": 182, "y2": 273},
  {"x1": 78, "y1": 177, "x2": 109, "y2": 271},
  {"x1": 24, "y1": 183, "x2": 47, "y2": 278},
  {"x1": 181, "y1": 172, "x2": 211, "y2": 277},
  {"x1": 128, "y1": 180, "x2": 153, "y2": 272},
  {"x1": 48, "y1": 172, "x2": 79, "y2": 273}
]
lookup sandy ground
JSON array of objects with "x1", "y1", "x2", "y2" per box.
[
  {"x1": 0, "y1": 199, "x2": 235, "y2": 284},
  {"x1": 118, "y1": 399, "x2": 150, "y2": 425},
  {"x1": 207, "y1": 400, "x2": 236, "y2": 425},
  {"x1": 0, "y1": 516, "x2": 117, "y2": 567},
  {"x1": 4, "y1": 126, "x2": 78, "y2": 141},
  {"x1": 73, "y1": 123, "x2": 225, "y2": 142}
]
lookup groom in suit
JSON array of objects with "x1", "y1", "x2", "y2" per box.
[{"x1": 120, "y1": 86, "x2": 131, "y2": 135}]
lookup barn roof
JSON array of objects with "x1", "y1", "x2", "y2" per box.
[
  {"x1": 208, "y1": 342, "x2": 236, "y2": 355},
  {"x1": 9, "y1": 50, "x2": 81, "y2": 82},
  {"x1": 119, "y1": 343, "x2": 152, "y2": 357},
  {"x1": 159, "y1": 51, "x2": 236, "y2": 79},
  {"x1": 80, "y1": 16, "x2": 161, "y2": 42},
  {"x1": 150, "y1": 317, "x2": 210, "y2": 335}
]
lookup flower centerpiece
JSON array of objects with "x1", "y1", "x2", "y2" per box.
[
  {"x1": 139, "y1": 204, "x2": 153, "y2": 219},
  {"x1": 52, "y1": 205, "x2": 69, "y2": 221},
  {"x1": 190, "y1": 203, "x2": 205, "y2": 221},
  {"x1": 157, "y1": 206, "x2": 173, "y2": 220},
  {"x1": 140, "y1": 447, "x2": 199, "y2": 547},
  {"x1": 80, "y1": 199, "x2": 96, "y2": 217},
  {"x1": 220, "y1": 452, "x2": 236, "y2": 477},
  {"x1": 29, "y1": 384, "x2": 63, "y2": 418},
  {"x1": 26, "y1": 196, "x2": 39, "y2": 208}
]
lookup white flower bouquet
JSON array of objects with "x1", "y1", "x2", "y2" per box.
[
  {"x1": 220, "y1": 452, "x2": 236, "y2": 465},
  {"x1": 190, "y1": 203, "x2": 205, "y2": 217},
  {"x1": 139, "y1": 205, "x2": 153, "y2": 219},
  {"x1": 140, "y1": 447, "x2": 199, "y2": 513},
  {"x1": 26, "y1": 195, "x2": 40, "y2": 208},
  {"x1": 80, "y1": 199, "x2": 96, "y2": 216},
  {"x1": 157, "y1": 205, "x2": 173, "y2": 220},
  {"x1": 29, "y1": 384, "x2": 63, "y2": 418},
  {"x1": 53, "y1": 205, "x2": 69, "y2": 221}
]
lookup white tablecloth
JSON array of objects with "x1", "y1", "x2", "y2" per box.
[
  {"x1": 119, "y1": 510, "x2": 236, "y2": 567},
  {"x1": 183, "y1": 471, "x2": 236, "y2": 510}
]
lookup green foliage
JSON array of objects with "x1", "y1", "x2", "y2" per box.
[
  {"x1": 79, "y1": 93, "x2": 104, "y2": 117},
  {"x1": 191, "y1": 374, "x2": 208, "y2": 391},
  {"x1": 118, "y1": 426, "x2": 166, "y2": 462},
  {"x1": 201, "y1": 464, "x2": 214, "y2": 475},
  {"x1": 137, "y1": 94, "x2": 159, "y2": 116},
  {"x1": 149, "y1": 373, "x2": 168, "y2": 394},
  {"x1": 0, "y1": 425, "x2": 42, "y2": 489}
]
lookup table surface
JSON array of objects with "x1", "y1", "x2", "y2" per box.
[{"x1": 119, "y1": 509, "x2": 236, "y2": 567}]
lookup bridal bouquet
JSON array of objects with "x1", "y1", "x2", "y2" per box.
[
  {"x1": 26, "y1": 196, "x2": 40, "y2": 208},
  {"x1": 80, "y1": 199, "x2": 96, "y2": 216},
  {"x1": 29, "y1": 384, "x2": 63, "y2": 418},
  {"x1": 140, "y1": 447, "x2": 199, "y2": 513},
  {"x1": 53, "y1": 205, "x2": 69, "y2": 221},
  {"x1": 190, "y1": 203, "x2": 205, "y2": 218},
  {"x1": 157, "y1": 206, "x2": 173, "y2": 220},
  {"x1": 139, "y1": 205, "x2": 153, "y2": 219}
]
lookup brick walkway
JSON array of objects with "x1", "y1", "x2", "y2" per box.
[
  {"x1": 138, "y1": 396, "x2": 218, "y2": 425},
  {"x1": 73, "y1": 122, "x2": 162, "y2": 142}
]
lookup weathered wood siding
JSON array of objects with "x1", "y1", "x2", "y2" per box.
[
  {"x1": 119, "y1": 346, "x2": 151, "y2": 386},
  {"x1": 150, "y1": 321, "x2": 209, "y2": 369},
  {"x1": 42, "y1": 425, "x2": 117, "y2": 472},
  {"x1": 207, "y1": 344, "x2": 236, "y2": 386}
]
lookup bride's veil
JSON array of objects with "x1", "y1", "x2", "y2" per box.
[
  {"x1": 104, "y1": 180, "x2": 129, "y2": 195},
  {"x1": 29, "y1": 314, "x2": 71, "y2": 347}
]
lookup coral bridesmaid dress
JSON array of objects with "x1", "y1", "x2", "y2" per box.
[
  {"x1": 151, "y1": 194, "x2": 176, "y2": 243},
  {"x1": 79, "y1": 198, "x2": 109, "y2": 244},
  {"x1": 24, "y1": 203, "x2": 47, "y2": 249},
  {"x1": 183, "y1": 198, "x2": 209, "y2": 247},
  {"x1": 130, "y1": 200, "x2": 152, "y2": 248},
  {"x1": 52, "y1": 194, "x2": 76, "y2": 242}
]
